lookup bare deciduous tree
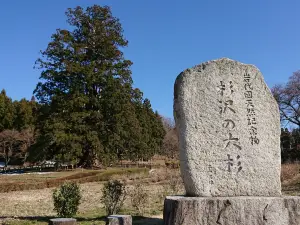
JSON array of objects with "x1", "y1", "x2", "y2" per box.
[
  {"x1": 0, "y1": 130, "x2": 22, "y2": 167},
  {"x1": 161, "y1": 116, "x2": 179, "y2": 159},
  {"x1": 163, "y1": 128, "x2": 179, "y2": 159},
  {"x1": 272, "y1": 71, "x2": 300, "y2": 127},
  {"x1": 19, "y1": 128, "x2": 35, "y2": 162},
  {"x1": 161, "y1": 116, "x2": 175, "y2": 132},
  {"x1": 0, "y1": 129, "x2": 34, "y2": 167}
]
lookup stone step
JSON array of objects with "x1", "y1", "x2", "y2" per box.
[
  {"x1": 106, "y1": 215, "x2": 132, "y2": 225},
  {"x1": 49, "y1": 218, "x2": 77, "y2": 225}
]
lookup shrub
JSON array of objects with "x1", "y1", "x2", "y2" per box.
[
  {"x1": 52, "y1": 182, "x2": 81, "y2": 217},
  {"x1": 101, "y1": 180, "x2": 126, "y2": 215},
  {"x1": 130, "y1": 184, "x2": 148, "y2": 215}
]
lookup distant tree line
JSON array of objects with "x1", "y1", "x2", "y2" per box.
[
  {"x1": 280, "y1": 128, "x2": 300, "y2": 163},
  {"x1": 0, "y1": 90, "x2": 36, "y2": 166}
]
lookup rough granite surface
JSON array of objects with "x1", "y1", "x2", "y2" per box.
[
  {"x1": 106, "y1": 215, "x2": 132, "y2": 225},
  {"x1": 174, "y1": 58, "x2": 281, "y2": 197},
  {"x1": 49, "y1": 218, "x2": 77, "y2": 225},
  {"x1": 163, "y1": 196, "x2": 300, "y2": 225}
]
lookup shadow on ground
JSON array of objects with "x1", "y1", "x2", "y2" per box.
[
  {"x1": 282, "y1": 183, "x2": 300, "y2": 196},
  {"x1": 0, "y1": 216, "x2": 52, "y2": 222},
  {"x1": 0, "y1": 215, "x2": 163, "y2": 225},
  {"x1": 133, "y1": 216, "x2": 163, "y2": 225}
]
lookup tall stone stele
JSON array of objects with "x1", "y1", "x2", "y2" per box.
[
  {"x1": 174, "y1": 58, "x2": 281, "y2": 197},
  {"x1": 163, "y1": 58, "x2": 300, "y2": 225}
]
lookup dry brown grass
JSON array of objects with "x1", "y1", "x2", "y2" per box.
[
  {"x1": 3, "y1": 163, "x2": 300, "y2": 224},
  {"x1": 0, "y1": 167, "x2": 182, "y2": 215},
  {"x1": 281, "y1": 163, "x2": 300, "y2": 196},
  {"x1": 0, "y1": 160, "x2": 181, "y2": 224},
  {"x1": 281, "y1": 163, "x2": 300, "y2": 183},
  {"x1": 0, "y1": 168, "x2": 182, "y2": 222},
  {"x1": 0, "y1": 168, "x2": 148, "y2": 193},
  {"x1": 0, "y1": 187, "x2": 54, "y2": 217},
  {"x1": 0, "y1": 182, "x2": 165, "y2": 224},
  {"x1": 7, "y1": 164, "x2": 300, "y2": 221}
]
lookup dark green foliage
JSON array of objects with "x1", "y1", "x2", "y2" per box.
[
  {"x1": 281, "y1": 128, "x2": 300, "y2": 163},
  {"x1": 13, "y1": 98, "x2": 37, "y2": 131},
  {"x1": 0, "y1": 91, "x2": 36, "y2": 166},
  {"x1": 101, "y1": 180, "x2": 126, "y2": 215},
  {"x1": 32, "y1": 5, "x2": 165, "y2": 167},
  {"x1": 0, "y1": 90, "x2": 36, "y2": 133},
  {"x1": 53, "y1": 182, "x2": 81, "y2": 218},
  {"x1": 0, "y1": 90, "x2": 15, "y2": 131}
]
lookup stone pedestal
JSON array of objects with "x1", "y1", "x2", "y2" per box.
[
  {"x1": 49, "y1": 218, "x2": 76, "y2": 225},
  {"x1": 163, "y1": 196, "x2": 300, "y2": 225},
  {"x1": 106, "y1": 215, "x2": 132, "y2": 225}
]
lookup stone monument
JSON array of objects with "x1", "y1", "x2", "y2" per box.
[{"x1": 163, "y1": 58, "x2": 300, "y2": 225}]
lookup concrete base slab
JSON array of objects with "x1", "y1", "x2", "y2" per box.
[{"x1": 163, "y1": 196, "x2": 300, "y2": 225}]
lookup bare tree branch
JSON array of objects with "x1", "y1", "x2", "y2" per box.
[{"x1": 272, "y1": 71, "x2": 300, "y2": 128}]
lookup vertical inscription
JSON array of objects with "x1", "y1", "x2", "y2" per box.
[
  {"x1": 224, "y1": 154, "x2": 242, "y2": 172},
  {"x1": 244, "y1": 72, "x2": 259, "y2": 145},
  {"x1": 208, "y1": 165, "x2": 215, "y2": 184},
  {"x1": 217, "y1": 81, "x2": 243, "y2": 173}
]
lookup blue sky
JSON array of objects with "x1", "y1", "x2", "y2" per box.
[{"x1": 1, "y1": 0, "x2": 300, "y2": 118}]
